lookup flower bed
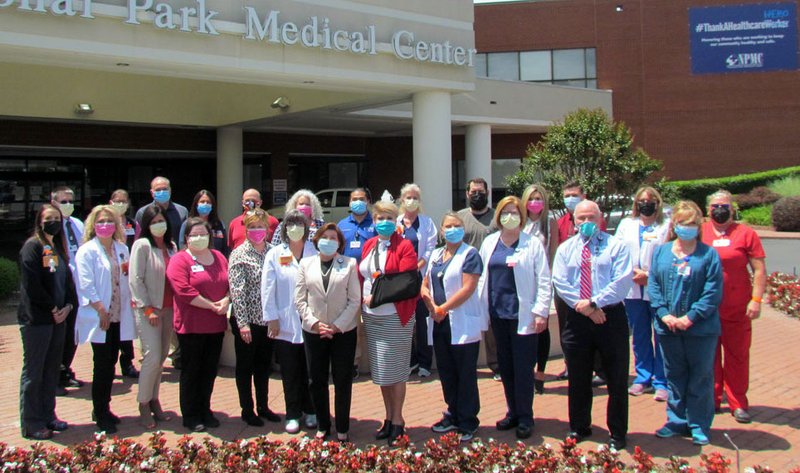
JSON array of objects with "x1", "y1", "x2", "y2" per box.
[
  {"x1": 1, "y1": 432, "x2": 795, "y2": 473},
  {"x1": 766, "y1": 272, "x2": 800, "y2": 319}
]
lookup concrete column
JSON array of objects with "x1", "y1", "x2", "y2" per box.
[
  {"x1": 217, "y1": 126, "x2": 242, "y2": 368},
  {"x1": 465, "y1": 124, "x2": 492, "y2": 192},
  {"x1": 412, "y1": 91, "x2": 452, "y2": 221},
  {"x1": 216, "y1": 127, "x2": 243, "y2": 225}
]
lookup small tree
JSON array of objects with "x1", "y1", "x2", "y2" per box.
[{"x1": 506, "y1": 108, "x2": 662, "y2": 218}]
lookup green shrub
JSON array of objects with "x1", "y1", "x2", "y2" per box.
[
  {"x1": 772, "y1": 196, "x2": 800, "y2": 232},
  {"x1": 0, "y1": 257, "x2": 19, "y2": 300},
  {"x1": 740, "y1": 205, "x2": 772, "y2": 227},
  {"x1": 669, "y1": 165, "x2": 800, "y2": 209},
  {"x1": 768, "y1": 176, "x2": 800, "y2": 197}
]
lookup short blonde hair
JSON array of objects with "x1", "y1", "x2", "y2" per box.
[
  {"x1": 243, "y1": 208, "x2": 270, "y2": 228},
  {"x1": 631, "y1": 186, "x2": 665, "y2": 224},
  {"x1": 372, "y1": 201, "x2": 399, "y2": 220},
  {"x1": 494, "y1": 196, "x2": 526, "y2": 228},
  {"x1": 83, "y1": 205, "x2": 125, "y2": 243},
  {"x1": 668, "y1": 200, "x2": 704, "y2": 241}
]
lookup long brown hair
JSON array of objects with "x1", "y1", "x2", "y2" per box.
[{"x1": 33, "y1": 204, "x2": 69, "y2": 262}]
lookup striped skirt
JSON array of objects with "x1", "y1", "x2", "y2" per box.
[{"x1": 363, "y1": 313, "x2": 415, "y2": 386}]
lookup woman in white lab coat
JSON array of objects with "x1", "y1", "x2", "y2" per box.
[{"x1": 75, "y1": 205, "x2": 134, "y2": 435}]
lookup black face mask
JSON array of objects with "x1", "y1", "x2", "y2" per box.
[
  {"x1": 710, "y1": 206, "x2": 732, "y2": 224},
  {"x1": 469, "y1": 193, "x2": 488, "y2": 210},
  {"x1": 637, "y1": 201, "x2": 657, "y2": 217},
  {"x1": 43, "y1": 220, "x2": 62, "y2": 236}
]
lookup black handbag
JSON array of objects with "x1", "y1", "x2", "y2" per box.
[{"x1": 369, "y1": 245, "x2": 421, "y2": 308}]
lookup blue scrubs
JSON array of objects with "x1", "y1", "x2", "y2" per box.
[
  {"x1": 337, "y1": 213, "x2": 376, "y2": 262},
  {"x1": 488, "y1": 241, "x2": 519, "y2": 319}
]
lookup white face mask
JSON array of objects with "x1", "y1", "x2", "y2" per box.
[
  {"x1": 404, "y1": 198, "x2": 420, "y2": 212},
  {"x1": 149, "y1": 221, "x2": 167, "y2": 238},
  {"x1": 500, "y1": 213, "x2": 521, "y2": 230},
  {"x1": 59, "y1": 202, "x2": 75, "y2": 218},
  {"x1": 286, "y1": 224, "x2": 305, "y2": 242},
  {"x1": 187, "y1": 235, "x2": 209, "y2": 251},
  {"x1": 111, "y1": 202, "x2": 129, "y2": 216}
]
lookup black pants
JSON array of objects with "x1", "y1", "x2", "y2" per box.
[
  {"x1": 304, "y1": 328, "x2": 357, "y2": 434},
  {"x1": 432, "y1": 320, "x2": 480, "y2": 432},
  {"x1": 59, "y1": 304, "x2": 78, "y2": 383},
  {"x1": 555, "y1": 294, "x2": 604, "y2": 376},
  {"x1": 536, "y1": 328, "x2": 550, "y2": 373},
  {"x1": 561, "y1": 303, "x2": 630, "y2": 439},
  {"x1": 491, "y1": 317, "x2": 538, "y2": 427},
  {"x1": 118, "y1": 340, "x2": 135, "y2": 371},
  {"x1": 230, "y1": 320, "x2": 273, "y2": 416},
  {"x1": 274, "y1": 340, "x2": 314, "y2": 420},
  {"x1": 410, "y1": 298, "x2": 433, "y2": 370},
  {"x1": 20, "y1": 322, "x2": 65, "y2": 435},
  {"x1": 177, "y1": 331, "x2": 224, "y2": 427},
  {"x1": 90, "y1": 322, "x2": 121, "y2": 417}
]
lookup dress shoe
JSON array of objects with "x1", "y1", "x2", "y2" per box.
[
  {"x1": 122, "y1": 365, "x2": 140, "y2": 379},
  {"x1": 92, "y1": 410, "x2": 120, "y2": 425},
  {"x1": 24, "y1": 428, "x2": 53, "y2": 440},
  {"x1": 591, "y1": 375, "x2": 607, "y2": 387},
  {"x1": 65, "y1": 377, "x2": 83, "y2": 388},
  {"x1": 96, "y1": 420, "x2": 117, "y2": 434},
  {"x1": 257, "y1": 408, "x2": 281, "y2": 423},
  {"x1": 516, "y1": 424, "x2": 532, "y2": 439},
  {"x1": 47, "y1": 419, "x2": 69, "y2": 431},
  {"x1": 567, "y1": 429, "x2": 592, "y2": 442},
  {"x1": 496, "y1": 416, "x2": 518, "y2": 431},
  {"x1": 534, "y1": 379, "x2": 545, "y2": 395},
  {"x1": 204, "y1": 413, "x2": 221, "y2": 428},
  {"x1": 375, "y1": 419, "x2": 392, "y2": 440},
  {"x1": 733, "y1": 408, "x2": 752, "y2": 424},
  {"x1": 388, "y1": 424, "x2": 405, "y2": 446},
  {"x1": 609, "y1": 437, "x2": 627, "y2": 450}
]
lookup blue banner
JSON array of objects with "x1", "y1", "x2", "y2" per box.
[{"x1": 689, "y1": 2, "x2": 797, "y2": 74}]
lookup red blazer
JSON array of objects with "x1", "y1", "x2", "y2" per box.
[{"x1": 362, "y1": 232, "x2": 419, "y2": 326}]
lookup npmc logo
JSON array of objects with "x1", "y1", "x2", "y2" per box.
[{"x1": 726, "y1": 52, "x2": 764, "y2": 69}]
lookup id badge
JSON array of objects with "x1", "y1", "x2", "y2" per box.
[
  {"x1": 43, "y1": 255, "x2": 58, "y2": 269},
  {"x1": 350, "y1": 240, "x2": 361, "y2": 249},
  {"x1": 505, "y1": 256, "x2": 517, "y2": 267},
  {"x1": 125, "y1": 225, "x2": 135, "y2": 236},
  {"x1": 279, "y1": 255, "x2": 293, "y2": 266},
  {"x1": 68, "y1": 244, "x2": 78, "y2": 253},
  {"x1": 213, "y1": 230, "x2": 224, "y2": 239},
  {"x1": 677, "y1": 265, "x2": 691, "y2": 277},
  {"x1": 712, "y1": 239, "x2": 730, "y2": 248},
  {"x1": 191, "y1": 264, "x2": 205, "y2": 273}
]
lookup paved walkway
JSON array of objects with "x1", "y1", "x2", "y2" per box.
[{"x1": 0, "y1": 302, "x2": 797, "y2": 471}]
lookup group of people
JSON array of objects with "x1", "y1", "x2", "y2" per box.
[{"x1": 17, "y1": 176, "x2": 765, "y2": 450}]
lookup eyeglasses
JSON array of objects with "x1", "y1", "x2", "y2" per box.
[
  {"x1": 58, "y1": 200, "x2": 73, "y2": 204},
  {"x1": 710, "y1": 203, "x2": 731, "y2": 209}
]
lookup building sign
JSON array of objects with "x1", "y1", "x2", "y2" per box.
[
  {"x1": 0, "y1": 0, "x2": 477, "y2": 68},
  {"x1": 689, "y1": 2, "x2": 797, "y2": 74}
]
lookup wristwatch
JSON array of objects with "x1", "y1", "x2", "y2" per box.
[{"x1": 589, "y1": 301, "x2": 598, "y2": 310}]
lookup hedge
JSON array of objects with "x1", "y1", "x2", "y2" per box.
[
  {"x1": 0, "y1": 257, "x2": 19, "y2": 300},
  {"x1": 667, "y1": 166, "x2": 800, "y2": 208}
]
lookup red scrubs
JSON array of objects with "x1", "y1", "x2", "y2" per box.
[{"x1": 701, "y1": 221, "x2": 765, "y2": 411}]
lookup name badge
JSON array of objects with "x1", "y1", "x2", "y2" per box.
[
  {"x1": 68, "y1": 244, "x2": 78, "y2": 253},
  {"x1": 125, "y1": 227, "x2": 136, "y2": 236},
  {"x1": 677, "y1": 264, "x2": 691, "y2": 277},
  {"x1": 642, "y1": 232, "x2": 657, "y2": 241},
  {"x1": 713, "y1": 239, "x2": 730, "y2": 248},
  {"x1": 279, "y1": 255, "x2": 293, "y2": 266},
  {"x1": 213, "y1": 230, "x2": 224, "y2": 239},
  {"x1": 505, "y1": 256, "x2": 517, "y2": 267},
  {"x1": 191, "y1": 264, "x2": 205, "y2": 273},
  {"x1": 43, "y1": 255, "x2": 58, "y2": 270},
  {"x1": 350, "y1": 240, "x2": 361, "y2": 249}
]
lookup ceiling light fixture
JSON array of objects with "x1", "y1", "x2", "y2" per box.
[
  {"x1": 615, "y1": 5, "x2": 624, "y2": 12},
  {"x1": 74, "y1": 103, "x2": 94, "y2": 114}
]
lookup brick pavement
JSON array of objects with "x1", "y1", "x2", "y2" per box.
[{"x1": 0, "y1": 302, "x2": 797, "y2": 470}]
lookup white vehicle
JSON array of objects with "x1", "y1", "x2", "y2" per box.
[{"x1": 268, "y1": 188, "x2": 354, "y2": 223}]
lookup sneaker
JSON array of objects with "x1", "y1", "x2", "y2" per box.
[
  {"x1": 409, "y1": 363, "x2": 419, "y2": 374},
  {"x1": 418, "y1": 367, "x2": 431, "y2": 378},
  {"x1": 304, "y1": 414, "x2": 318, "y2": 429},
  {"x1": 653, "y1": 389, "x2": 669, "y2": 402},
  {"x1": 591, "y1": 375, "x2": 607, "y2": 387},
  {"x1": 459, "y1": 429, "x2": 477, "y2": 442},
  {"x1": 431, "y1": 415, "x2": 458, "y2": 433},
  {"x1": 655, "y1": 425, "x2": 680, "y2": 438},
  {"x1": 628, "y1": 383, "x2": 654, "y2": 396},
  {"x1": 285, "y1": 419, "x2": 301, "y2": 434},
  {"x1": 692, "y1": 430, "x2": 710, "y2": 446},
  {"x1": 492, "y1": 372, "x2": 502, "y2": 382}
]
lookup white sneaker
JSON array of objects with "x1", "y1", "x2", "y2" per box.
[
  {"x1": 418, "y1": 367, "x2": 431, "y2": 378},
  {"x1": 304, "y1": 414, "x2": 318, "y2": 429},
  {"x1": 285, "y1": 419, "x2": 300, "y2": 434}
]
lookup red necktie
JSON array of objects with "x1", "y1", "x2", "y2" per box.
[{"x1": 580, "y1": 244, "x2": 592, "y2": 299}]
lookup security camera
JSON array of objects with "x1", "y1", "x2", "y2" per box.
[{"x1": 271, "y1": 96, "x2": 290, "y2": 110}]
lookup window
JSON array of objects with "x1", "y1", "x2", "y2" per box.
[
  {"x1": 487, "y1": 52, "x2": 519, "y2": 81},
  {"x1": 476, "y1": 48, "x2": 597, "y2": 89},
  {"x1": 335, "y1": 191, "x2": 351, "y2": 208},
  {"x1": 317, "y1": 191, "x2": 334, "y2": 208}
]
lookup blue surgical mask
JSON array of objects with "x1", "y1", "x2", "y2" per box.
[
  {"x1": 153, "y1": 190, "x2": 171, "y2": 204},
  {"x1": 579, "y1": 221, "x2": 598, "y2": 239},
  {"x1": 674, "y1": 224, "x2": 698, "y2": 241},
  {"x1": 196, "y1": 203, "x2": 212, "y2": 216},
  {"x1": 444, "y1": 227, "x2": 465, "y2": 244},
  {"x1": 375, "y1": 220, "x2": 396, "y2": 237},
  {"x1": 317, "y1": 238, "x2": 339, "y2": 256},
  {"x1": 350, "y1": 200, "x2": 367, "y2": 215},
  {"x1": 564, "y1": 196, "x2": 582, "y2": 212}
]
